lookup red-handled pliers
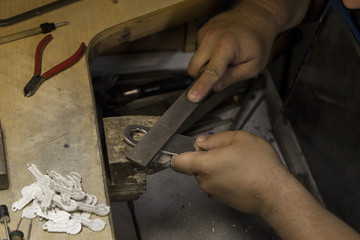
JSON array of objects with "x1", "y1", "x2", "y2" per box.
[{"x1": 23, "y1": 34, "x2": 85, "y2": 97}]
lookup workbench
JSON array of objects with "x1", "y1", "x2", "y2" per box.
[{"x1": 0, "y1": 1, "x2": 221, "y2": 239}]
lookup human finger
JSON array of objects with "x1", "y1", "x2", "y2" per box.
[
  {"x1": 195, "y1": 131, "x2": 237, "y2": 151},
  {"x1": 171, "y1": 151, "x2": 205, "y2": 175},
  {"x1": 343, "y1": 0, "x2": 360, "y2": 9},
  {"x1": 213, "y1": 60, "x2": 261, "y2": 92},
  {"x1": 187, "y1": 44, "x2": 211, "y2": 79},
  {"x1": 187, "y1": 46, "x2": 235, "y2": 102}
]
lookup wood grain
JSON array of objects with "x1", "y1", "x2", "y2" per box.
[{"x1": 0, "y1": 0, "x2": 220, "y2": 239}]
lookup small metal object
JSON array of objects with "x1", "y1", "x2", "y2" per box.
[
  {"x1": 0, "y1": 205, "x2": 10, "y2": 240},
  {"x1": 0, "y1": 22, "x2": 68, "y2": 45},
  {"x1": 0, "y1": 121, "x2": 8, "y2": 190},
  {"x1": 124, "y1": 125, "x2": 196, "y2": 156}
]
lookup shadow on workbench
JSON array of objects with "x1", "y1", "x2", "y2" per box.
[{"x1": 112, "y1": 168, "x2": 279, "y2": 240}]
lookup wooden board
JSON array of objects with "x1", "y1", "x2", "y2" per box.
[
  {"x1": 103, "y1": 115, "x2": 160, "y2": 202},
  {"x1": 0, "y1": 0, "x2": 221, "y2": 239}
]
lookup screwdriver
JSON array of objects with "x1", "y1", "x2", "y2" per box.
[
  {"x1": 0, "y1": 205, "x2": 10, "y2": 240},
  {"x1": 9, "y1": 230, "x2": 24, "y2": 240},
  {"x1": 0, "y1": 22, "x2": 68, "y2": 45},
  {"x1": 8, "y1": 218, "x2": 26, "y2": 240}
]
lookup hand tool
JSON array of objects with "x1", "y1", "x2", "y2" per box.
[
  {"x1": 125, "y1": 87, "x2": 200, "y2": 166},
  {"x1": 0, "y1": 0, "x2": 79, "y2": 27},
  {"x1": 0, "y1": 120, "x2": 8, "y2": 190},
  {"x1": 124, "y1": 125, "x2": 196, "y2": 156},
  {"x1": 9, "y1": 230, "x2": 24, "y2": 240},
  {"x1": 14, "y1": 218, "x2": 28, "y2": 240},
  {"x1": 15, "y1": 218, "x2": 22, "y2": 232},
  {"x1": 125, "y1": 79, "x2": 252, "y2": 167},
  {"x1": 0, "y1": 205, "x2": 11, "y2": 240},
  {"x1": 23, "y1": 34, "x2": 85, "y2": 97},
  {"x1": 26, "y1": 220, "x2": 32, "y2": 240},
  {"x1": 0, "y1": 22, "x2": 68, "y2": 45}
]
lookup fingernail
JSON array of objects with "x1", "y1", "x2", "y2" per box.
[
  {"x1": 187, "y1": 90, "x2": 198, "y2": 103},
  {"x1": 197, "y1": 135, "x2": 208, "y2": 143}
]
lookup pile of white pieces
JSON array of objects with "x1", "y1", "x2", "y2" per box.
[{"x1": 12, "y1": 164, "x2": 110, "y2": 234}]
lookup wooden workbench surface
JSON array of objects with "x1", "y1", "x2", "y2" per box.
[{"x1": 0, "y1": 1, "x2": 188, "y2": 239}]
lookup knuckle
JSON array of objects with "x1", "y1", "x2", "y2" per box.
[
  {"x1": 203, "y1": 65, "x2": 221, "y2": 81},
  {"x1": 222, "y1": 71, "x2": 237, "y2": 86},
  {"x1": 245, "y1": 61, "x2": 264, "y2": 77},
  {"x1": 216, "y1": 33, "x2": 236, "y2": 49},
  {"x1": 199, "y1": 27, "x2": 215, "y2": 40},
  {"x1": 234, "y1": 130, "x2": 253, "y2": 141}
]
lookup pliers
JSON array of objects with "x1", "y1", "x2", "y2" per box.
[{"x1": 23, "y1": 34, "x2": 85, "y2": 97}]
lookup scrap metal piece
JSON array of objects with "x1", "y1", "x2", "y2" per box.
[
  {"x1": 0, "y1": 121, "x2": 8, "y2": 190},
  {"x1": 123, "y1": 125, "x2": 196, "y2": 156}
]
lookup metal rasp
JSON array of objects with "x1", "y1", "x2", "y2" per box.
[
  {"x1": 125, "y1": 79, "x2": 253, "y2": 167},
  {"x1": 126, "y1": 87, "x2": 200, "y2": 167},
  {"x1": 0, "y1": 121, "x2": 8, "y2": 190}
]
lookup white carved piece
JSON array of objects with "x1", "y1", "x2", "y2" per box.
[
  {"x1": 73, "y1": 213, "x2": 106, "y2": 232},
  {"x1": 12, "y1": 183, "x2": 41, "y2": 212},
  {"x1": 22, "y1": 199, "x2": 41, "y2": 219},
  {"x1": 43, "y1": 219, "x2": 82, "y2": 235},
  {"x1": 12, "y1": 164, "x2": 110, "y2": 235}
]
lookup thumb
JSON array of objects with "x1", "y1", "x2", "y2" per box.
[
  {"x1": 171, "y1": 151, "x2": 203, "y2": 175},
  {"x1": 195, "y1": 131, "x2": 235, "y2": 151}
]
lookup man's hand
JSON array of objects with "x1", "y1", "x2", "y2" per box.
[
  {"x1": 172, "y1": 131, "x2": 360, "y2": 240},
  {"x1": 186, "y1": 0, "x2": 312, "y2": 103},
  {"x1": 343, "y1": 0, "x2": 360, "y2": 8},
  {"x1": 186, "y1": 5, "x2": 277, "y2": 103},
  {"x1": 172, "y1": 131, "x2": 288, "y2": 215}
]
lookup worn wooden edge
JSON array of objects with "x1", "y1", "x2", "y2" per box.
[
  {"x1": 87, "y1": 0, "x2": 221, "y2": 62},
  {"x1": 103, "y1": 116, "x2": 160, "y2": 201}
]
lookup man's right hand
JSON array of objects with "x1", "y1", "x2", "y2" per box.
[
  {"x1": 186, "y1": 3, "x2": 277, "y2": 103},
  {"x1": 186, "y1": 0, "x2": 313, "y2": 103}
]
